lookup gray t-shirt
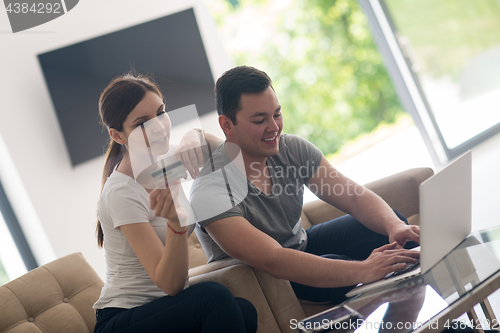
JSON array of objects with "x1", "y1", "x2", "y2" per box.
[{"x1": 190, "y1": 134, "x2": 323, "y2": 263}]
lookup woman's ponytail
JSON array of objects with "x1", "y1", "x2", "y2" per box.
[{"x1": 96, "y1": 140, "x2": 123, "y2": 247}]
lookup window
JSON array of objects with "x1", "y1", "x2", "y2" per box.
[
  {"x1": 0, "y1": 181, "x2": 37, "y2": 285},
  {"x1": 206, "y1": 0, "x2": 411, "y2": 158},
  {"x1": 360, "y1": 0, "x2": 500, "y2": 164}
]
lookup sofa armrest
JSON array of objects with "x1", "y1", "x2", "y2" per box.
[
  {"x1": 189, "y1": 263, "x2": 282, "y2": 333},
  {"x1": 252, "y1": 269, "x2": 306, "y2": 333},
  {"x1": 363, "y1": 167, "x2": 434, "y2": 219},
  {"x1": 189, "y1": 260, "x2": 306, "y2": 333},
  {"x1": 188, "y1": 258, "x2": 244, "y2": 277},
  {"x1": 302, "y1": 167, "x2": 434, "y2": 226}
]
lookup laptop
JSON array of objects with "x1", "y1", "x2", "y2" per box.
[{"x1": 345, "y1": 150, "x2": 472, "y2": 297}]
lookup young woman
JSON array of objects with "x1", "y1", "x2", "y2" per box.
[{"x1": 93, "y1": 73, "x2": 257, "y2": 333}]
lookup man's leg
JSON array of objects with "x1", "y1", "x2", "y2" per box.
[
  {"x1": 291, "y1": 210, "x2": 416, "y2": 304},
  {"x1": 305, "y1": 210, "x2": 416, "y2": 260}
]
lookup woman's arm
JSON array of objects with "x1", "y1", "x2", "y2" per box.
[{"x1": 120, "y1": 183, "x2": 189, "y2": 296}]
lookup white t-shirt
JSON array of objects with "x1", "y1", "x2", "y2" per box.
[{"x1": 93, "y1": 149, "x2": 191, "y2": 309}]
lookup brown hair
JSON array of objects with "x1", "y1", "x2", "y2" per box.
[
  {"x1": 215, "y1": 66, "x2": 272, "y2": 124},
  {"x1": 97, "y1": 73, "x2": 163, "y2": 247}
]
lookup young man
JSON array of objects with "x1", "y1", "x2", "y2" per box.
[{"x1": 190, "y1": 66, "x2": 420, "y2": 304}]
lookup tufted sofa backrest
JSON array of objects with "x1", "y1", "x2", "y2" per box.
[{"x1": 0, "y1": 253, "x2": 103, "y2": 333}]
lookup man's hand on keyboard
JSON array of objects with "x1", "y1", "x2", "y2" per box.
[
  {"x1": 360, "y1": 242, "x2": 420, "y2": 284},
  {"x1": 388, "y1": 223, "x2": 420, "y2": 248},
  {"x1": 384, "y1": 260, "x2": 420, "y2": 279}
]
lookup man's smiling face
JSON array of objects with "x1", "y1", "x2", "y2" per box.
[{"x1": 229, "y1": 86, "x2": 284, "y2": 160}]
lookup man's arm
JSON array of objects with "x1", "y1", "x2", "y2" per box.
[
  {"x1": 306, "y1": 156, "x2": 420, "y2": 247},
  {"x1": 205, "y1": 215, "x2": 418, "y2": 288}
]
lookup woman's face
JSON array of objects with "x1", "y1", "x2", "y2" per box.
[{"x1": 119, "y1": 90, "x2": 171, "y2": 156}]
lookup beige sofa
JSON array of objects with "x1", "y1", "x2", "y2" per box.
[{"x1": 0, "y1": 167, "x2": 433, "y2": 333}]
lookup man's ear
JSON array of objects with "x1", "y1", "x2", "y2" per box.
[
  {"x1": 218, "y1": 115, "x2": 235, "y2": 136},
  {"x1": 109, "y1": 128, "x2": 127, "y2": 146}
]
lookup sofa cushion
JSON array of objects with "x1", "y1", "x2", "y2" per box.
[
  {"x1": 188, "y1": 230, "x2": 208, "y2": 268},
  {"x1": 302, "y1": 168, "x2": 433, "y2": 226},
  {"x1": 300, "y1": 211, "x2": 313, "y2": 230}
]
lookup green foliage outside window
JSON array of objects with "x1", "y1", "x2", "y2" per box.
[{"x1": 208, "y1": 0, "x2": 405, "y2": 155}]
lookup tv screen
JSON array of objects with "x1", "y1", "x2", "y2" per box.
[{"x1": 38, "y1": 8, "x2": 215, "y2": 166}]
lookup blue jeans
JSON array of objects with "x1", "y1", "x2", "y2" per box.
[
  {"x1": 291, "y1": 210, "x2": 418, "y2": 304},
  {"x1": 94, "y1": 281, "x2": 257, "y2": 333}
]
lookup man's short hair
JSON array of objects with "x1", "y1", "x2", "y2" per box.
[{"x1": 215, "y1": 66, "x2": 273, "y2": 124}]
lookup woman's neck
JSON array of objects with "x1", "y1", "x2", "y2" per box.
[{"x1": 116, "y1": 153, "x2": 134, "y2": 179}]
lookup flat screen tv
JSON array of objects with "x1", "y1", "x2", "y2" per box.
[{"x1": 38, "y1": 8, "x2": 215, "y2": 166}]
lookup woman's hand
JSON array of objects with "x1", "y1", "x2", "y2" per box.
[
  {"x1": 360, "y1": 242, "x2": 420, "y2": 284},
  {"x1": 176, "y1": 129, "x2": 204, "y2": 179},
  {"x1": 149, "y1": 181, "x2": 187, "y2": 229}
]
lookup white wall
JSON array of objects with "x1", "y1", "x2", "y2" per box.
[{"x1": 0, "y1": 0, "x2": 231, "y2": 279}]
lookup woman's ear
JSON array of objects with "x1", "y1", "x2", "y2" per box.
[
  {"x1": 219, "y1": 115, "x2": 234, "y2": 136},
  {"x1": 109, "y1": 128, "x2": 127, "y2": 146}
]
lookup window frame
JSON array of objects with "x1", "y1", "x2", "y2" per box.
[{"x1": 0, "y1": 180, "x2": 38, "y2": 271}]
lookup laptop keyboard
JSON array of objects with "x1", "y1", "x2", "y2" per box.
[{"x1": 384, "y1": 260, "x2": 420, "y2": 279}]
